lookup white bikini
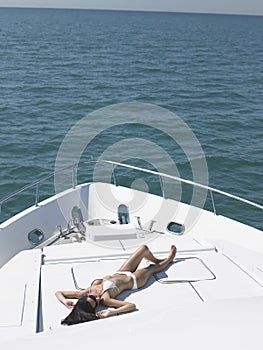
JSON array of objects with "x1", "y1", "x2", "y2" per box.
[
  {"x1": 115, "y1": 271, "x2": 138, "y2": 290},
  {"x1": 102, "y1": 279, "x2": 117, "y2": 293},
  {"x1": 102, "y1": 271, "x2": 138, "y2": 293}
]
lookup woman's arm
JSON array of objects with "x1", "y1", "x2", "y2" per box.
[
  {"x1": 97, "y1": 297, "x2": 136, "y2": 318},
  {"x1": 55, "y1": 290, "x2": 87, "y2": 309}
]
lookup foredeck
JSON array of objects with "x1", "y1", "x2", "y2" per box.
[
  {"x1": 40, "y1": 234, "x2": 263, "y2": 331},
  {"x1": 1, "y1": 231, "x2": 263, "y2": 348},
  {"x1": 1, "y1": 161, "x2": 262, "y2": 349}
]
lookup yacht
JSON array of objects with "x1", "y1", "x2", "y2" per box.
[{"x1": 0, "y1": 159, "x2": 262, "y2": 350}]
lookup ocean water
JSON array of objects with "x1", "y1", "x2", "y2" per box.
[{"x1": 0, "y1": 8, "x2": 262, "y2": 230}]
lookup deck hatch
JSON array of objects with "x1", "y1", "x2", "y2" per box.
[
  {"x1": 155, "y1": 257, "x2": 216, "y2": 283},
  {"x1": 0, "y1": 283, "x2": 27, "y2": 327},
  {"x1": 71, "y1": 259, "x2": 128, "y2": 289}
]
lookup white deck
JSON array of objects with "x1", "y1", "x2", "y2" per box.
[
  {"x1": 1, "y1": 232, "x2": 263, "y2": 350},
  {"x1": 0, "y1": 179, "x2": 263, "y2": 350},
  {"x1": 40, "y1": 235, "x2": 263, "y2": 331},
  {"x1": 0, "y1": 250, "x2": 42, "y2": 342}
]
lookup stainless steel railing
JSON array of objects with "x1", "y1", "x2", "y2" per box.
[{"x1": 1, "y1": 159, "x2": 262, "y2": 221}]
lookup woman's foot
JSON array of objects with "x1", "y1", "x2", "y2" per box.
[
  {"x1": 168, "y1": 245, "x2": 177, "y2": 262},
  {"x1": 150, "y1": 245, "x2": 177, "y2": 264}
]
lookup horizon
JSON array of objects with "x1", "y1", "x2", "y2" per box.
[
  {"x1": 0, "y1": 6, "x2": 262, "y2": 17},
  {"x1": 0, "y1": 0, "x2": 263, "y2": 17}
]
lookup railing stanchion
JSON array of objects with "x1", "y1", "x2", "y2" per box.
[
  {"x1": 209, "y1": 190, "x2": 217, "y2": 215},
  {"x1": 0, "y1": 159, "x2": 262, "y2": 224},
  {"x1": 72, "y1": 165, "x2": 76, "y2": 188},
  {"x1": 112, "y1": 164, "x2": 117, "y2": 186},
  {"x1": 35, "y1": 182, "x2": 40, "y2": 207},
  {"x1": 159, "y1": 175, "x2": 165, "y2": 198}
]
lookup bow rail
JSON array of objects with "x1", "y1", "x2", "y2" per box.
[{"x1": 0, "y1": 159, "x2": 262, "y2": 223}]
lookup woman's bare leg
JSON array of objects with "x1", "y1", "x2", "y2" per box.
[
  {"x1": 118, "y1": 245, "x2": 165, "y2": 273},
  {"x1": 134, "y1": 245, "x2": 176, "y2": 288}
]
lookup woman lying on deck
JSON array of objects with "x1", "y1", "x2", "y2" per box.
[{"x1": 55, "y1": 244, "x2": 176, "y2": 325}]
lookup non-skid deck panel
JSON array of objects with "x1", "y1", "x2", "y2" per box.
[
  {"x1": 155, "y1": 257, "x2": 215, "y2": 283},
  {"x1": 119, "y1": 274, "x2": 202, "y2": 312},
  {"x1": 41, "y1": 257, "x2": 203, "y2": 330},
  {"x1": 72, "y1": 256, "x2": 216, "y2": 290},
  {"x1": 0, "y1": 283, "x2": 26, "y2": 327},
  {"x1": 72, "y1": 258, "x2": 130, "y2": 289},
  {"x1": 209, "y1": 238, "x2": 263, "y2": 286},
  {"x1": 0, "y1": 250, "x2": 42, "y2": 343},
  {"x1": 188, "y1": 251, "x2": 263, "y2": 301},
  {"x1": 41, "y1": 248, "x2": 263, "y2": 331},
  {"x1": 41, "y1": 264, "x2": 77, "y2": 331}
]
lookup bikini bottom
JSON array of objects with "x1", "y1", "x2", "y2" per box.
[{"x1": 115, "y1": 271, "x2": 138, "y2": 290}]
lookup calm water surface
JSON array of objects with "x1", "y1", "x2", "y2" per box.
[{"x1": 0, "y1": 8, "x2": 262, "y2": 229}]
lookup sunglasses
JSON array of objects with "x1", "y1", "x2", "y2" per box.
[{"x1": 87, "y1": 294, "x2": 98, "y2": 307}]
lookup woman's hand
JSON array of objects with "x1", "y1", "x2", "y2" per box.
[
  {"x1": 55, "y1": 291, "x2": 79, "y2": 309},
  {"x1": 65, "y1": 300, "x2": 75, "y2": 309},
  {"x1": 96, "y1": 309, "x2": 113, "y2": 318},
  {"x1": 97, "y1": 298, "x2": 136, "y2": 319}
]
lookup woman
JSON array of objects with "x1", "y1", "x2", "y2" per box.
[
  {"x1": 56, "y1": 244, "x2": 176, "y2": 325},
  {"x1": 59, "y1": 295, "x2": 99, "y2": 325}
]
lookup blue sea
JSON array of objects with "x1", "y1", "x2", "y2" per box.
[{"x1": 0, "y1": 8, "x2": 262, "y2": 230}]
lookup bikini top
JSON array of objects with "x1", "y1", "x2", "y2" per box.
[{"x1": 102, "y1": 279, "x2": 117, "y2": 293}]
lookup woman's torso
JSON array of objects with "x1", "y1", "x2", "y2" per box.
[{"x1": 93, "y1": 273, "x2": 133, "y2": 298}]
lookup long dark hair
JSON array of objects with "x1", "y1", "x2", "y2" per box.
[{"x1": 61, "y1": 297, "x2": 99, "y2": 326}]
